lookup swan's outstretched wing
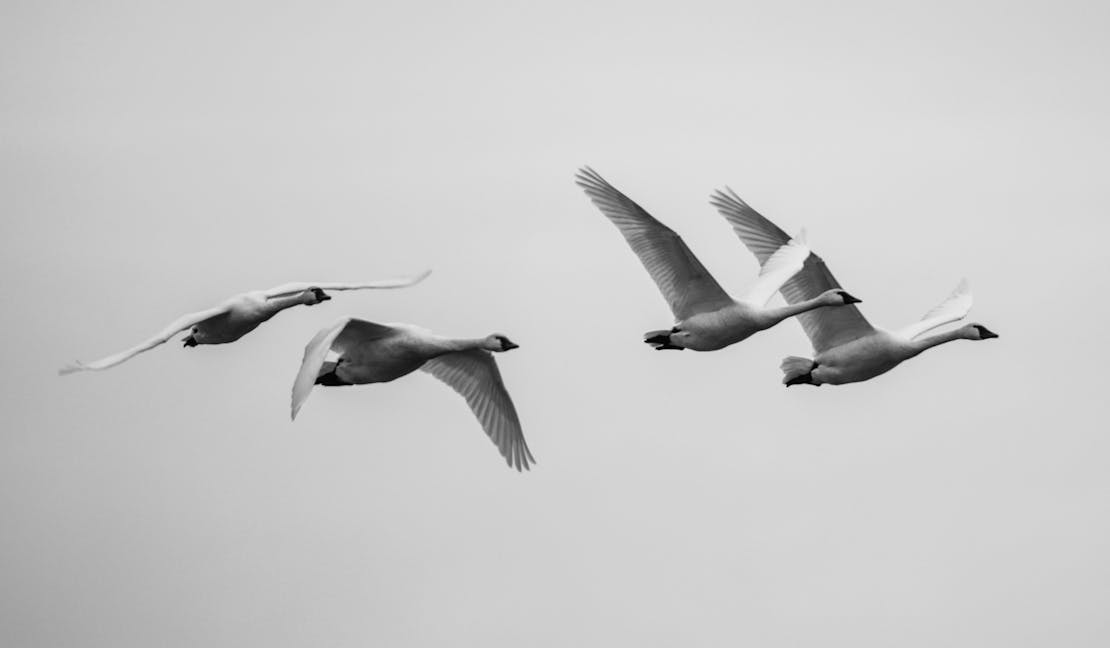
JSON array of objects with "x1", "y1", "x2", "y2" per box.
[
  {"x1": 740, "y1": 231, "x2": 811, "y2": 306},
  {"x1": 291, "y1": 318, "x2": 351, "y2": 420},
  {"x1": 710, "y1": 187, "x2": 873, "y2": 352},
  {"x1": 58, "y1": 304, "x2": 232, "y2": 375},
  {"x1": 708, "y1": 186, "x2": 811, "y2": 305},
  {"x1": 265, "y1": 270, "x2": 432, "y2": 300},
  {"x1": 782, "y1": 255, "x2": 875, "y2": 352},
  {"x1": 290, "y1": 318, "x2": 398, "y2": 419},
  {"x1": 710, "y1": 187, "x2": 799, "y2": 265},
  {"x1": 576, "y1": 167, "x2": 733, "y2": 319},
  {"x1": 421, "y1": 349, "x2": 535, "y2": 472},
  {"x1": 896, "y1": 279, "x2": 973, "y2": 340}
]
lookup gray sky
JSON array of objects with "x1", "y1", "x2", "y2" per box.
[{"x1": 3, "y1": 1, "x2": 1109, "y2": 646}]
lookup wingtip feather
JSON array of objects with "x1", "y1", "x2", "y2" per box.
[
  {"x1": 708, "y1": 186, "x2": 739, "y2": 207},
  {"x1": 575, "y1": 166, "x2": 615, "y2": 193},
  {"x1": 58, "y1": 362, "x2": 84, "y2": 376},
  {"x1": 290, "y1": 382, "x2": 314, "y2": 422},
  {"x1": 718, "y1": 185, "x2": 748, "y2": 207}
]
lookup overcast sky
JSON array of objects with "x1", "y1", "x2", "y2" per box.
[{"x1": 3, "y1": 1, "x2": 1109, "y2": 646}]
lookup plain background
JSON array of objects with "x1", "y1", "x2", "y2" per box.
[{"x1": 3, "y1": 1, "x2": 1109, "y2": 646}]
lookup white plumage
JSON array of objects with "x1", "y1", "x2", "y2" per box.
[
  {"x1": 291, "y1": 318, "x2": 534, "y2": 472},
  {"x1": 710, "y1": 190, "x2": 998, "y2": 386},
  {"x1": 59, "y1": 271, "x2": 431, "y2": 374},
  {"x1": 775, "y1": 276, "x2": 996, "y2": 387},
  {"x1": 577, "y1": 167, "x2": 861, "y2": 352}
]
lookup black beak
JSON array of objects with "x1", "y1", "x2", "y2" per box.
[
  {"x1": 841, "y1": 292, "x2": 862, "y2": 305},
  {"x1": 972, "y1": 324, "x2": 998, "y2": 339},
  {"x1": 503, "y1": 341, "x2": 520, "y2": 351}
]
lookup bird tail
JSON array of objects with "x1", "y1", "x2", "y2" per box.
[
  {"x1": 643, "y1": 329, "x2": 682, "y2": 351},
  {"x1": 781, "y1": 356, "x2": 816, "y2": 386}
]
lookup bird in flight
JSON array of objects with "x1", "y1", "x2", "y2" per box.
[
  {"x1": 709, "y1": 189, "x2": 998, "y2": 386},
  {"x1": 291, "y1": 318, "x2": 534, "y2": 471},
  {"x1": 576, "y1": 167, "x2": 860, "y2": 352},
  {"x1": 59, "y1": 271, "x2": 431, "y2": 375}
]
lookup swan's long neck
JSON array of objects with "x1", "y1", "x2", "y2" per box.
[
  {"x1": 908, "y1": 327, "x2": 972, "y2": 356},
  {"x1": 264, "y1": 294, "x2": 312, "y2": 315},
  {"x1": 434, "y1": 337, "x2": 490, "y2": 354},
  {"x1": 761, "y1": 297, "x2": 827, "y2": 323}
]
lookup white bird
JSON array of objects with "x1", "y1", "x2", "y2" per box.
[
  {"x1": 59, "y1": 271, "x2": 431, "y2": 375},
  {"x1": 576, "y1": 168, "x2": 860, "y2": 351},
  {"x1": 709, "y1": 190, "x2": 998, "y2": 386},
  {"x1": 291, "y1": 318, "x2": 534, "y2": 471}
]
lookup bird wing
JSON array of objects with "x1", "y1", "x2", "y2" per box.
[
  {"x1": 709, "y1": 187, "x2": 797, "y2": 265},
  {"x1": 709, "y1": 187, "x2": 874, "y2": 352},
  {"x1": 291, "y1": 318, "x2": 351, "y2": 420},
  {"x1": 58, "y1": 304, "x2": 232, "y2": 375},
  {"x1": 896, "y1": 279, "x2": 973, "y2": 340},
  {"x1": 290, "y1": 318, "x2": 400, "y2": 419},
  {"x1": 782, "y1": 255, "x2": 876, "y2": 352},
  {"x1": 264, "y1": 269, "x2": 432, "y2": 300},
  {"x1": 576, "y1": 167, "x2": 733, "y2": 319},
  {"x1": 330, "y1": 319, "x2": 400, "y2": 355},
  {"x1": 740, "y1": 231, "x2": 811, "y2": 307},
  {"x1": 420, "y1": 349, "x2": 535, "y2": 472}
]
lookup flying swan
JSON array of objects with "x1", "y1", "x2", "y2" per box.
[
  {"x1": 709, "y1": 189, "x2": 998, "y2": 386},
  {"x1": 576, "y1": 167, "x2": 860, "y2": 351},
  {"x1": 291, "y1": 319, "x2": 534, "y2": 471},
  {"x1": 59, "y1": 271, "x2": 431, "y2": 375}
]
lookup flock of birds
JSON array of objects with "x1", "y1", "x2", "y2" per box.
[{"x1": 59, "y1": 167, "x2": 999, "y2": 471}]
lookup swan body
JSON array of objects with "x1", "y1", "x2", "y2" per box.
[
  {"x1": 576, "y1": 167, "x2": 859, "y2": 352},
  {"x1": 799, "y1": 324, "x2": 996, "y2": 386},
  {"x1": 59, "y1": 271, "x2": 431, "y2": 375},
  {"x1": 291, "y1": 318, "x2": 534, "y2": 471},
  {"x1": 185, "y1": 291, "x2": 310, "y2": 345},
  {"x1": 659, "y1": 296, "x2": 856, "y2": 352},
  {"x1": 803, "y1": 330, "x2": 917, "y2": 385},
  {"x1": 779, "y1": 280, "x2": 999, "y2": 387}
]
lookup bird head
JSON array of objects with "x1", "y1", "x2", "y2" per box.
[
  {"x1": 967, "y1": 323, "x2": 999, "y2": 340},
  {"x1": 823, "y1": 289, "x2": 862, "y2": 306},
  {"x1": 484, "y1": 334, "x2": 519, "y2": 352}
]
